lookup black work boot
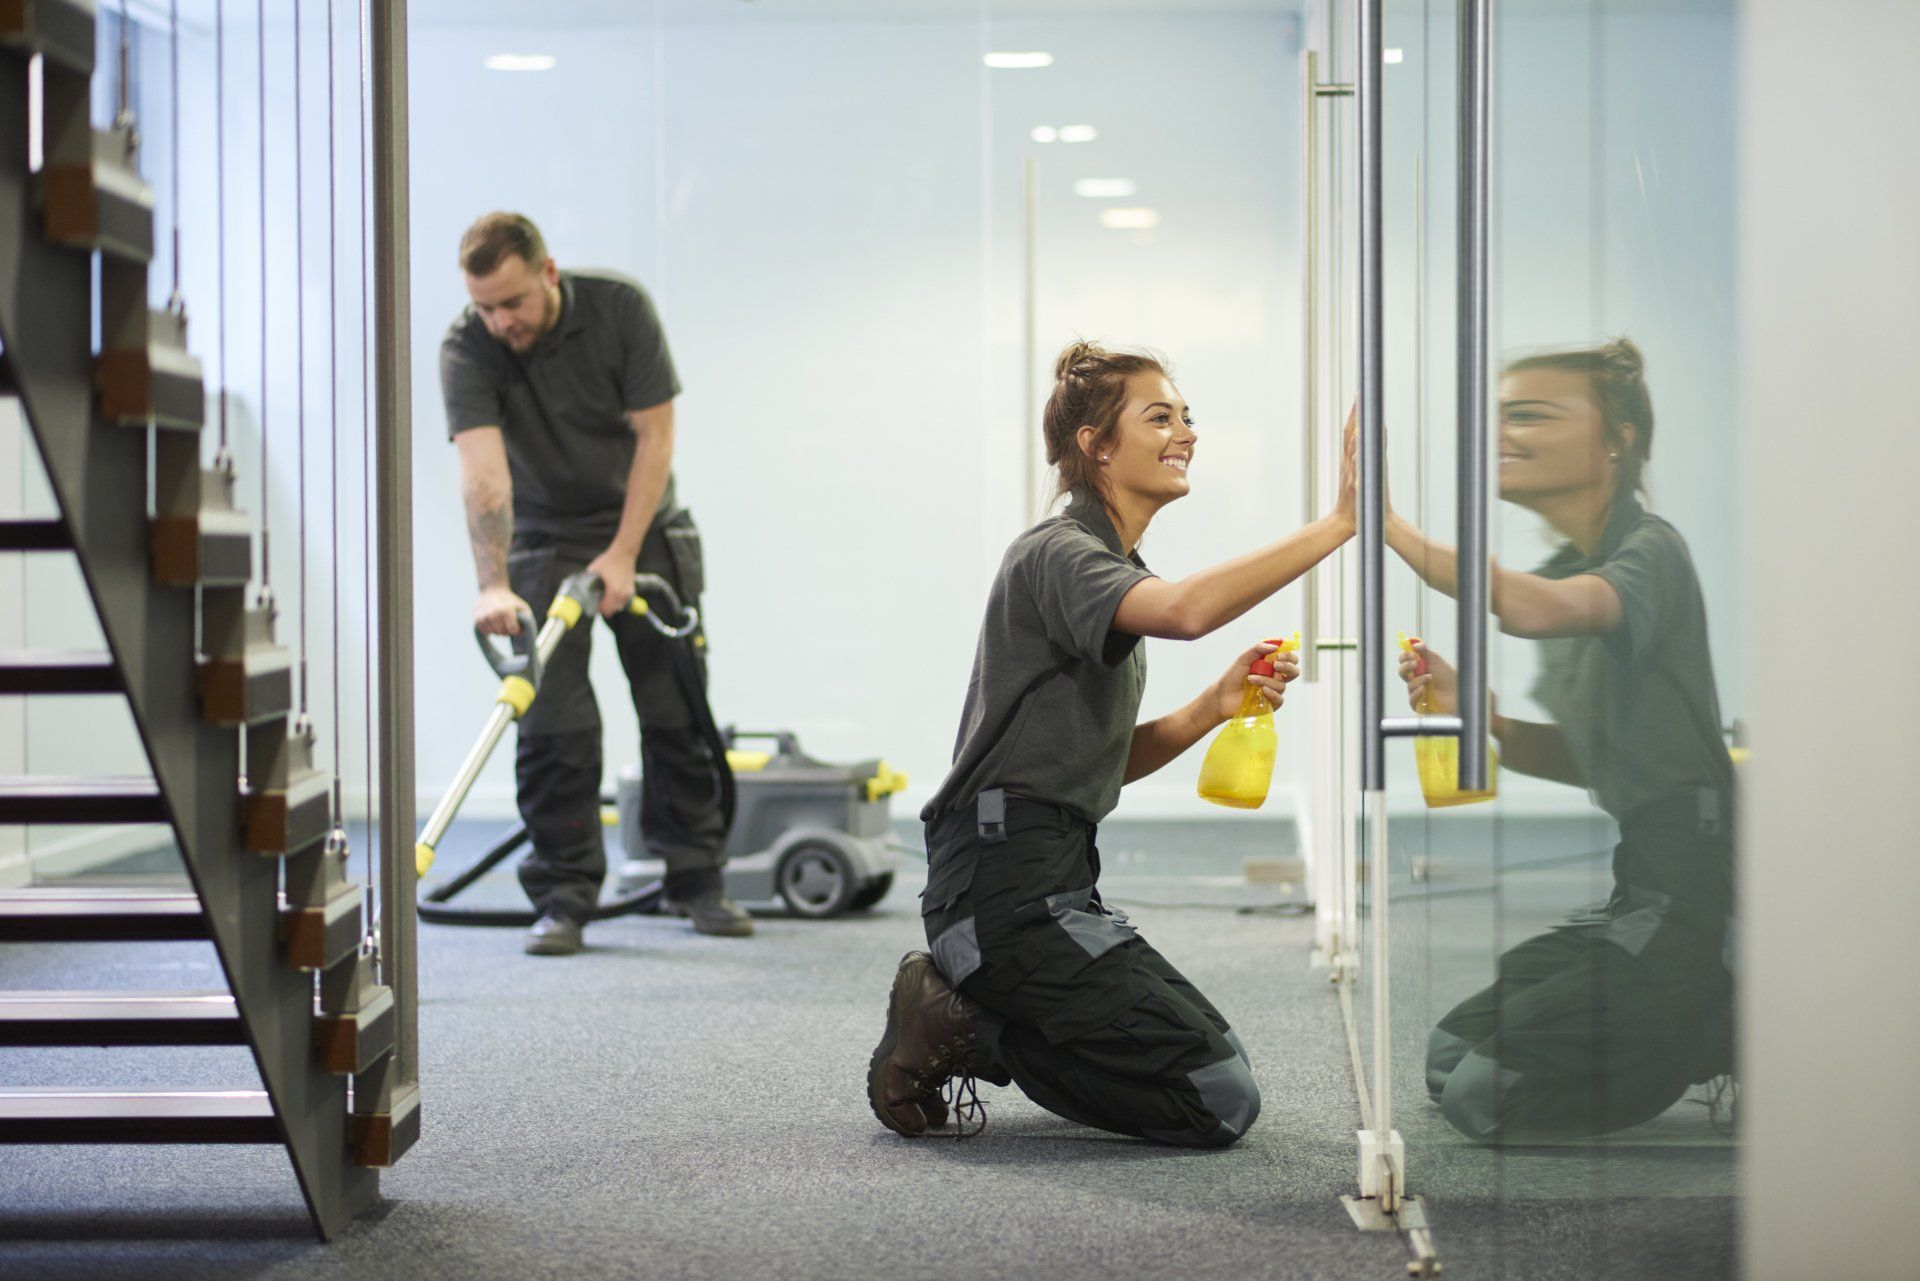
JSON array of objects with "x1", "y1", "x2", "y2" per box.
[
  {"x1": 662, "y1": 887, "x2": 755, "y2": 937},
  {"x1": 868, "y1": 951, "x2": 987, "y2": 1138}
]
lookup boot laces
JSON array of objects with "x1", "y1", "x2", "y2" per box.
[{"x1": 919, "y1": 1033, "x2": 987, "y2": 1139}]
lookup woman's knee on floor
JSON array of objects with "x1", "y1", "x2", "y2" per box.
[{"x1": 1146, "y1": 1052, "x2": 1262, "y2": 1149}]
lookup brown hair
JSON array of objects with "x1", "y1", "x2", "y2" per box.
[
  {"x1": 458, "y1": 212, "x2": 549, "y2": 277},
  {"x1": 1505, "y1": 337, "x2": 1654, "y2": 495},
  {"x1": 1043, "y1": 340, "x2": 1171, "y2": 504}
]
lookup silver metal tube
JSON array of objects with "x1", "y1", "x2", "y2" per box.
[
  {"x1": 1301, "y1": 49, "x2": 1322, "y2": 683},
  {"x1": 370, "y1": 0, "x2": 415, "y2": 1090},
  {"x1": 1367, "y1": 788, "x2": 1390, "y2": 1143},
  {"x1": 1381, "y1": 715, "x2": 1464, "y2": 738},
  {"x1": 1357, "y1": 0, "x2": 1385, "y2": 791},
  {"x1": 1023, "y1": 154, "x2": 1038, "y2": 523},
  {"x1": 1456, "y1": 0, "x2": 1491, "y2": 791},
  {"x1": 416, "y1": 705, "x2": 515, "y2": 853}
]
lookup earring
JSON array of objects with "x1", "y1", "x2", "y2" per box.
[{"x1": 1100, "y1": 455, "x2": 1110, "y2": 462}]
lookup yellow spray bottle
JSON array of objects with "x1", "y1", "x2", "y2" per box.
[
  {"x1": 1197, "y1": 633, "x2": 1300, "y2": 810},
  {"x1": 1399, "y1": 632, "x2": 1498, "y2": 807}
]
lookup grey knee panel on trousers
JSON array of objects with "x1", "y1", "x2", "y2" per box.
[{"x1": 1150, "y1": 1052, "x2": 1262, "y2": 1148}]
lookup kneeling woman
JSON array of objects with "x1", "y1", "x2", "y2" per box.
[
  {"x1": 1391, "y1": 338, "x2": 1735, "y2": 1142},
  {"x1": 867, "y1": 341, "x2": 1354, "y2": 1147}
]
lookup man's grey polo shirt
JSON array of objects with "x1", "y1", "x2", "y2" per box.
[
  {"x1": 923, "y1": 495, "x2": 1154, "y2": 826},
  {"x1": 440, "y1": 269, "x2": 681, "y2": 544}
]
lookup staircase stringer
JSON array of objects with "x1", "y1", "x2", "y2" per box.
[{"x1": 0, "y1": 56, "x2": 376, "y2": 1240}]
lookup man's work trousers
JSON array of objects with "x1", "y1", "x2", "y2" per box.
[
  {"x1": 921, "y1": 799, "x2": 1261, "y2": 1148},
  {"x1": 1424, "y1": 807, "x2": 1735, "y2": 1144},
  {"x1": 507, "y1": 513, "x2": 725, "y2": 923}
]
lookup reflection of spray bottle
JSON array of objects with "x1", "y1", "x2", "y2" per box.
[
  {"x1": 1197, "y1": 634, "x2": 1300, "y2": 810},
  {"x1": 1400, "y1": 632, "x2": 1498, "y2": 807}
]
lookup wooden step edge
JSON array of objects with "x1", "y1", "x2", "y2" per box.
[
  {"x1": 0, "y1": 991, "x2": 242, "y2": 1046},
  {"x1": 0, "y1": 1088, "x2": 279, "y2": 1144}
]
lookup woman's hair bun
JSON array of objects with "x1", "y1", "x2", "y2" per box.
[
  {"x1": 1600, "y1": 336, "x2": 1644, "y2": 377},
  {"x1": 1054, "y1": 340, "x2": 1104, "y2": 383}
]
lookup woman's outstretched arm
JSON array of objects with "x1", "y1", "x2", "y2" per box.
[{"x1": 1384, "y1": 513, "x2": 1623, "y2": 640}]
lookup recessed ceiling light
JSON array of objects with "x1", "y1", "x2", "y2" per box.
[
  {"x1": 1074, "y1": 178, "x2": 1137, "y2": 199},
  {"x1": 1100, "y1": 207, "x2": 1160, "y2": 230},
  {"x1": 1031, "y1": 125, "x2": 1059, "y2": 144},
  {"x1": 1383, "y1": 48, "x2": 1404, "y2": 64},
  {"x1": 484, "y1": 54, "x2": 557, "y2": 72},
  {"x1": 984, "y1": 52, "x2": 1054, "y2": 70},
  {"x1": 1057, "y1": 124, "x2": 1098, "y2": 143}
]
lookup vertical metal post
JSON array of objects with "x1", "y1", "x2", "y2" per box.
[
  {"x1": 1456, "y1": 0, "x2": 1491, "y2": 791},
  {"x1": 1300, "y1": 48, "x2": 1322, "y2": 684},
  {"x1": 1354, "y1": 0, "x2": 1397, "y2": 1192},
  {"x1": 1357, "y1": 0, "x2": 1385, "y2": 794},
  {"x1": 1022, "y1": 153, "x2": 1038, "y2": 522},
  {"x1": 370, "y1": 0, "x2": 415, "y2": 1092}
]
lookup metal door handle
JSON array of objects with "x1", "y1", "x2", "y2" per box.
[
  {"x1": 1300, "y1": 51, "x2": 1353, "y2": 684},
  {"x1": 1455, "y1": 0, "x2": 1492, "y2": 790}
]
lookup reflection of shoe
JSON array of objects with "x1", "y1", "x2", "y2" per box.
[
  {"x1": 867, "y1": 951, "x2": 986, "y2": 1138},
  {"x1": 524, "y1": 914, "x2": 583, "y2": 956},
  {"x1": 663, "y1": 889, "x2": 755, "y2": 937}
]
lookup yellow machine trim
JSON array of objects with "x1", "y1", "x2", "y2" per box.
[
  {"x1": 497, "y1": 675, "x2": 537, "y2": 718},
  {"x1": 600, "y1": 806, "x2": 620, "y2": 827},
  {"x1": 727, "y1": 749, "x2": 772, "y2": 773},
  {"x1": 866, "y1": 762, "x2": 909, "y2": 803},
  {"x1": 549, "y1": 595, "x2": 585, "y2": 627},
  {"x1": 415, "y1": 842, "x2": 436, "y2": 878}
]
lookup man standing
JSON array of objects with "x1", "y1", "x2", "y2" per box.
[{"x1": 440, "y1": 212, "x2": 750, "y2": 955}]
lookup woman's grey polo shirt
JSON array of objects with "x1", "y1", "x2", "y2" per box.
[
  {"x1": 923, "y1": 496, "x2": 1154, "y2": 826},
  {"x1": 1530, "y1": 494, "x2": 1733, "y2": 824},
  {"x1": 440, "y1": 269, "x2": 681, "y2": 544}
]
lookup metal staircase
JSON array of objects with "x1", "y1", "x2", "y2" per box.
[{"x1": 0, "y1": 0, "x2": 417, "y2": 1240}]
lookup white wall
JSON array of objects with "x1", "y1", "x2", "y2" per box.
[
  {"x1": 407, "y1": 11, "x2": 1308, "y2": 822},
  {"x1": 1741, "y1": 2, "x2": 1920, "y2": 1275}
]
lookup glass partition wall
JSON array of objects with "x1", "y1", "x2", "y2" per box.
[
  {"x1": 395, "y1": 0, "x2": 1739, "y2": 1269},
  {"x1": 1304, "y1": 0, "x2": 1742, "y2": 1270}
]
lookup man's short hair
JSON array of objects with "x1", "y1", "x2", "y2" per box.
[{"x1": 459, "y1": 212, "x2": 548, "y2": 276}]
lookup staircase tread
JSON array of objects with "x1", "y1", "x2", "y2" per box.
[
  {"x1": 0, "y1": 650, "x2": 120, "y2": 693},
  {"x1": 0, "y1": 991, "x2": 236, "y2": 1015},
  {"x1": 0, "y1": 1087, "x2": 273, "y2": 1119},
  {"x1": 0, "y1": 776, "x2": 160, "y2": 795},
  {"x1": 0, "y1": 520, "x2": 71, "y2": 551}
]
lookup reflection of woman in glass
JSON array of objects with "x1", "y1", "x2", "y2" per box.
[
  {"x1": 865, "y1": 341, "x2": 1355, "y2": 1145},
  {"x1": 1390, "y1": 339, "x2": 1735, "y2": 1142}
]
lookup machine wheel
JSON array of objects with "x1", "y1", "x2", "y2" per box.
[
  {"x1": 776, "y1": 842, "x2": 858, "y2": 918},
  {"x1": 848, "y1": 872, "x2": 895, "y2": 912}
]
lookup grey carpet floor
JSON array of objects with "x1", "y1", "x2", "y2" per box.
[{"x1": 0, "y1": 818, "x2": 1735, "y2": 1280}]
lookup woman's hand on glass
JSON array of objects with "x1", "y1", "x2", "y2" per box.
[
  {"x1": 1330, "y1": 400, "x2": 1359, "y2": 530},
  {"x1": 1212, "y1": 641, "x2": 1297, "y2": 722}
]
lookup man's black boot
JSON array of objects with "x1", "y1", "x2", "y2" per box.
[
  {"x1": 663, "y1": 870, "x2": 754, "y2": 937},
  {"x1": 525, "y1": 913, "x2": 584, "y2": 956}
]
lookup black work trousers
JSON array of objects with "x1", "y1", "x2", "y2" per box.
[
  {"x1": 1425, "y1": 806, "x2": 1735, "y2": 1144},
  {"x1": 508, "y1": 512, "x2": 725, "y2": 923},
  {"x1": 921, "y1": 798, "x2": 1261, "y2": 1148}
]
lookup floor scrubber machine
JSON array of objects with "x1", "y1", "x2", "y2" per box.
[{"x1": 414, "y1": 570, "x2": 905, "y2": 926}]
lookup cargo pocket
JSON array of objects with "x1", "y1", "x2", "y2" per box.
[
  {"x1": 660, "y1": 509, "x2": 706, "y2": 603},
  {"x1": 1044, "y1": 886, "x2": 1139, "y2": 961},
  {"x1": 922, "y1": 845, "x2": 981, "y2": 985}
]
